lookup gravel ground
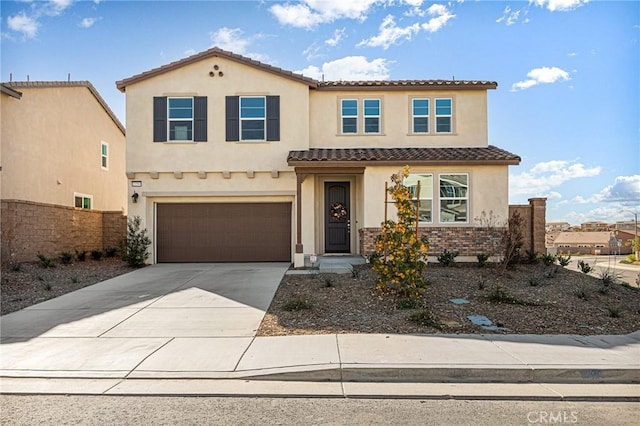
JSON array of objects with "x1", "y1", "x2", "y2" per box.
[
  {"x1": 1, "y1": 258, "x2": 135, "y2": 315},
  {"x1": 257, "y1": 262, "x2": 640, "y2": 336}
]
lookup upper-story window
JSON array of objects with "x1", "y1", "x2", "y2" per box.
[
  {"x1": 226, "y1": 96, "x2": 280, "y2": 142},
  {"x1": 101, "y1": 142, "x2": 108, "y2": 170},
  {"x1": 405, "y1": 173, "x2": 433, "y2": 223},
  {"x1": 340, "y1": 98, "x2": 382, "y2": 135},
  {"x1": 341, "y1": 99, "x2": 358, "y2": 134},
  {"x1": 168, "y1": 97, "x2": 193, "y2": 141},
  {"x1": 153, "y1": 96, "x2": 207, "y2": 142},
  {"x1": 240, "y1": 97, "x2": 266, "y2": 141},
  {"x1": 439, "y1": 173, "x2": 468, "y2": 223},
  {"x1": 412, "y1": 99, "x2": 429, "y2": 134},
  {"x1": 435, "y1": 98, "x2": 452, "y2": 133},
  {"x1": 364, "y1": 99, "x2": 380, "y2": 134}
]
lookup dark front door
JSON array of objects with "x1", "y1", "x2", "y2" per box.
[{"x1": 325, "y1": 182, "x2": 350, "y2": 253}]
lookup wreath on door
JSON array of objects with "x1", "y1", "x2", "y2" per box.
[{"x1": 330, "y1": 202, "x2": 348, "y2": 222}]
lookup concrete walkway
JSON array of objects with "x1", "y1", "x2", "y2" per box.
[{"x1": 1, "y1": 263, "x2": 639, "y2": 400}]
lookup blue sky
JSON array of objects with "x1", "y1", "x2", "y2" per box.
[{"x1": 2, "y1": 0, "x2": 638, "y2": 225}]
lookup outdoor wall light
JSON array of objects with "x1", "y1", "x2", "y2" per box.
[{"x1": 131, "y1": 191, "x2": 139, "y2": 203}]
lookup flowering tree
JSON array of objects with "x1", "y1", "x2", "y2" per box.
[{"x1": 372, "y1": 167, "x2": 430, "y2": 298}]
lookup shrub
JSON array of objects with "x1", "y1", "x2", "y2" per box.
[
  {"x1": 283, "y1": 297, "x2": 312, "y2": 312},
  {"x1": 606, "y1": 304, "x2": 621, "y2": 318},
  {"x1": 372, "y1": 167, "x2": 429, "y2": 298},
  {"x1": 90, "y1": 250, "x2": 103, "y2": 261},
  {"x1": 476, "y1": 253, "x2": 489, "y2": 268},
  {"x1": 541, "y1": 253, "x2": 556, "y2": 266},
  {"x1": 524, "y1": 250, "x2": 540, "y2": 264},
  {"x1": 397, "y1": 297, "x2": 423, "y2": 310},
  {"x1": 37, "y1": 253, "x2": 56, "y2": 268},
  {"x1": 70, "y1": 275, "x2": 79, "y2": 284},
  {"x1": 574, "y1": 285, "x2": 590, "y2": 300},
  {"x1": 544, "y1": 267, "x2": 559, "y2": 279},
  {"x1": 408, "y1": 309, "x2": 441, "y2": 329},
  {"x1": 577, "y1": 260, "x2": 593, "y2": 274},
  {"x1": 75, "y1": 250, "x2": 87, "y2": 262},
  {"x1": 501, "y1": 211, "x2": 524, "y2": 269},
  {"x1": 557, "y1": 254, "x2": 571, "y2": 267},
  {"x1": 599, "y1": 269, "x2": 620, "y2": 286},
  {"x1": 437, "y1": 249, "x2": 459, "y2": 267},
  {"x1": 9, "y1": 262, "x2": 21, "y2": 272},
  {"x1": 488, "y1": 283, "x2": 511, "y2": 303},
  {"x1": 477, "y1": 277, "x2": 488, "y2": 290},
  {"x1": 322, "y1": 275, "x2": 335, "y2": 288},
  {"x1": 42, "y1": 282, "x2": 52, "y2": 291},
  {"x1": 105, "y1": 247, "x2": 117, "y2": 257},
  {"x1": 528, "y1": 275, "x2": 542, "y2": 287},
  {"x1": 123, "y1": 216, "x2": 152, "y2": 268},
  {"x1": 60, "y1": 252, "x2": 74, "y2": 265}
]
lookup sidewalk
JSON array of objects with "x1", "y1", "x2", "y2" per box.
[{"x1": 2, "y1": 332, "x2": 639, "y2": 400}]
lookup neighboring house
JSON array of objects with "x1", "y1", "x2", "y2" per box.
[
  {"x1": 553, "y1": 231, "x2": 635, "y2": 255},
  {"x1": 546, "y1": 221, "x2": 570, "y2": 233},
  {"x1": 116, "y1": 47, "x2": 526, "y2": 267},
  {"x1": 1, "y1": 81, "x2": 127, "y2": 264},
  {"x1": 580, "y1": 221, "x2": 611, "y2": 232}
]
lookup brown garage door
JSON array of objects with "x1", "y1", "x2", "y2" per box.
[{"x1": 156, "y1": 203, "x2": 291, "y2": 262}]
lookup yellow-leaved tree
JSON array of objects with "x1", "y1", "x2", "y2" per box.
[{"x1": 372, "y1": 167, "x2": 430, "y2": 298}]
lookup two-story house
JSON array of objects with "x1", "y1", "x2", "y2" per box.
[
  {"x1": 1, "y1": 81, "x2": 127, "y2": 264},
  {"x1": 116, "y1": 47, "x2": 521, "y2": 267}
]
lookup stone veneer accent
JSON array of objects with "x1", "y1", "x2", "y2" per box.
[
  {"x1": 359, "y1": 227, "x2": 504, "y2": 258},
  {"x1": 1, "y1": 199, "x2": 126, "y2": 265}
]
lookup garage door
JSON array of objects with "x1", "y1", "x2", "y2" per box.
[{"x1": 156, "y1": 203, "x2": 291, "y2": 262}]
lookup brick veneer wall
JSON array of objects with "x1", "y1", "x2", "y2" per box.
[
  {"x1": 1, "y1": 200, "x2": 126, "y2": 265},
  {"x1": 359, "y1": 226, "x2": 504, "y2": 258}
]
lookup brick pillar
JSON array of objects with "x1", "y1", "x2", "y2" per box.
[{"x1": 529, "y1": 197, "x2": 547, "y2": 255}]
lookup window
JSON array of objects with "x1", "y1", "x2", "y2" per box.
[
  {"x1": 341, "y1": 99, "x2": 358, "y2": 134},
  {"x1": 101, "y1": 142, "x2": 108, "y2": 170},
  {"x1": 153, "y1": 96, "x2": 207, "y2": 142},
  {"x1": 363, "y1": 99, "x2": 380, "y2": 133},
  {"x1": 412, "y1": 99, "x2": 429, "y2": 133},
  {"x1": 435, "y1": 98, "x2": 452, "y2": 133},
  {"x1": 225, "y1": 96, "x2": 280, "y2": 142},
  {"x1": 439, "y1": 174, "x2": 468, "y2": 223},
  {"x1": 405, "y1": 173, "x2": 433, "y2": 223},
  {"x1": 74, "y1": 193, "x2": 92, "y2": 210},
  {"x1": 240, "y1": 97, "x2": 266, "y2": 140},
  {"x1": 168, "y1": 97, "x2": 193, "y2": 141}
]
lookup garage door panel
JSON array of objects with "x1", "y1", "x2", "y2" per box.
[{"x1": 157, "y1": 203, "x2": 291, "y2": 262}]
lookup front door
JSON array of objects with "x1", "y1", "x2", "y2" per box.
[{"x1": 325, "y1": 182, "x2": 350, "y2": 253}]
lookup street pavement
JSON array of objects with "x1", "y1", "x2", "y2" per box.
[
  {"x1": 1, "y1": 262, "x2": 639, "y2": 400},
  {"x1": 566, "y1": 255, "x2": 639, "y2": 287}
]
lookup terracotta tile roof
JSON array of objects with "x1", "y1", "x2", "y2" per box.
[
  {"x1": 317, "y1": 80, "x2": 497, "y2": 90},
  {"x1": 3, "y1": 81, "x2": 125, "y2": 135},
  {"x1": 116, "y1": 47, "x2": 497, "y2": 93},
  {"x1": 116, "y1": 47, "x2": 318, "y2": 91},
  {"x1": 288, "y1": 145, "x2": 521, "y2": 166}
]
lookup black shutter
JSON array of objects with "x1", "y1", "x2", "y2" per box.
[
  {"x1": 225, "y1": 96, "x2": 239, "y2": 142},
  {"x1": 153, "y1": 96, "x2": 167, "y2": 142},
  {"x1": 193, "y1": 96, "x2": 207, "y2": 142},
  {"x1": 266, "y1": 95, "x2": 280, "y2": 141}
]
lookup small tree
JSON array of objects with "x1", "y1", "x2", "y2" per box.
[
  {"x1": 372, "y1": 167, "x2": 429, "y2": 298},
  {"x1": 124, "y1": 216, "x2": 151, "y2": 268},
  {"x1": 501, "y1": 210, "x2": 524, "y2": 271}
]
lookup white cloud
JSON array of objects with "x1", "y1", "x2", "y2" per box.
[
  {"x1": 296, "y1": 56, "x2": 391, "y2": 81},
  {"x1": 496, "y1": 6, "x2": 521, "y2": 26},
  {"x1": 45, "y1": 0, "x2": 74, "y2": 16},
  {"x1": 270, "y1": 0, "x2": 380, "y2": 29},
  {"x1": 210, "y1": 27, "x2": 251, "y2": 54},
  {"x1": 421, "y1": 3, "x2": 455, "y2": 32},
  {"x1": 510, "y1": 160, "x2": 601, "y2": 197},
  {"x1": 530, "y1": 0, "x2": 589, "y2": 12},
  {"x1": 80, "y1": 17, "x2": 98, "y2": 28},
  {"x1": 325, "y1": 28, "x2": 346, "y2": 46},
  {"x1": 511, "y1": 66, "x2": 570, "y2": 91},
  {"x1": 598, "y1": 175, "x2": 640, "y2": 203},
  {"x1": 358, "y1": 15, "x2": 420, "y2": 49},
  {"x1": 7, "y1": 13, "x2": 39, "y2": 38}
]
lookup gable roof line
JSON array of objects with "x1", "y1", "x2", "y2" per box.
[
  {"x1": 116, "y1": 47, "x2": 319, "y2": 92},
  {"x1": 1, "y1": 83, "x2": 22, "y2": 99},
  {"x1": 3, "y1": 81, "x2": 125, "y2": 135},
  {"x1": 116, "y1": 47, "x2": 498, "y2": 92}
]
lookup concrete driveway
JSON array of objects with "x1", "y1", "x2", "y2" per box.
[{"x1": 0, "y1": 263, "x2": 289, "y2": 378}]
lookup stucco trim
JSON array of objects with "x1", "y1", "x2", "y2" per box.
[{"x1": 140, "y1": 191, "x2": 296, "y2": 197}]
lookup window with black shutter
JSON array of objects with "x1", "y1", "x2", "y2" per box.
[
  {"x1": 226, "y1": 95, "x2": 279, "y2": 142},
  {"x1": 153, "y1": 96, "x2": 207, "y2": 142}
]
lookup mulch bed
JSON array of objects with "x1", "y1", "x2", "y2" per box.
[{"x1": 257, "y1": 262, "x2": 640, "y2": 336}]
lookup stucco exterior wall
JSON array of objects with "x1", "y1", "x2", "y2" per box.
[
  {"x1": 309, "y1": 89, "x2": 489, "y2": 148},
  {"x1": 124, "y1": 56, "x2": 310, "y2": 175},
  {"x1": 0, "y1": 86, "x2": 126, "y2": 212}
]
